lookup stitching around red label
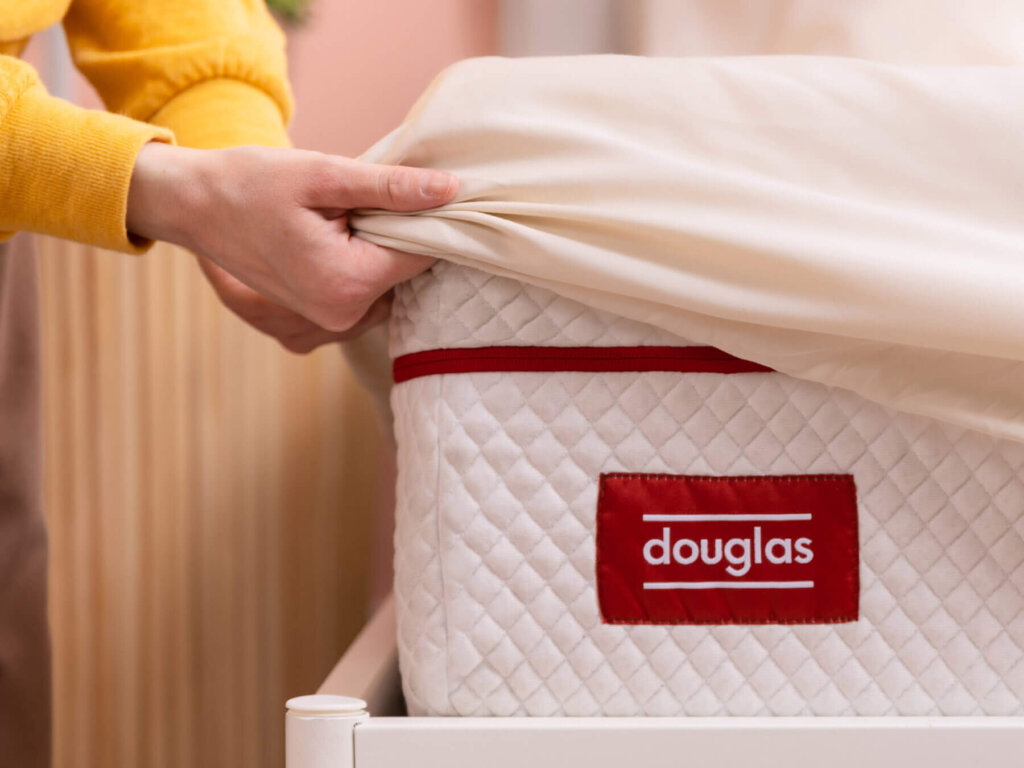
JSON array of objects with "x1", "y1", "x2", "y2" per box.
[{"x1": 596, "y1": 473, "x2": 859, "y2": 626}]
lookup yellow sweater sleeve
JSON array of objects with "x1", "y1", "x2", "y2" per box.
[
  {"x1": 63, "y1": 0, "x2": 293, "y2": 150},
  {"x1": 0, "y1": 56, "x2": 173, "y2": 253},
  {"x1": 0, "y1": 0, "x2": 292, "y2": 254}
]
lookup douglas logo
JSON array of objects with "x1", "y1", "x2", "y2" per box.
[
  {"x1": 597, "y1": 474, "x2": 859, "y2": 624},
  {"x1": 642, "y1": 522, "x2": 813, "y2": 578}
]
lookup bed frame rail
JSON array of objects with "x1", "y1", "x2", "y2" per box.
[{"x1": 287, "y1": 594, "x2": 1024, "y2": 768}]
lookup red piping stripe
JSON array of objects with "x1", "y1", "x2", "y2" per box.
[{"x1": 392, "y1": 345, "x2": 772, "y2": 383}]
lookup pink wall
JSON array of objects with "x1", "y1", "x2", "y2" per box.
[
  {"x1": 285, "y1": 1, "x2": 498, "y2": 157},
  {"x1": 26, "y1": 1, "x2": 497, "y2": 154}
]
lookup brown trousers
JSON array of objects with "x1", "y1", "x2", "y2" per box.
[{"x1": 0, "y1": 234, "x2": 50, "y2": 768}]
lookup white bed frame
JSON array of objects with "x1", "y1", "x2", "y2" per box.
[{"x1": 285, "y1": 594, "x2": 1024, "y2": 768}]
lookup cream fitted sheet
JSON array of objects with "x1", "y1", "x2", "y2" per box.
[{"x1": 352, "y1": 54, "x2": 1024, "y2": 442}]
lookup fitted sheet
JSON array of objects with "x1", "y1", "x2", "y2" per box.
[{"x1": 353, "y1": 54, "x2": 1024, "y2": 442}]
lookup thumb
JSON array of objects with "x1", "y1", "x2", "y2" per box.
[{"x1": 310, "y1": 157, "x2": 458, "y2": 212}]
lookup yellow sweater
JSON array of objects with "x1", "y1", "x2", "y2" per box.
[{"x1": 0, "y1": 0, "x2": 292, "y2": 253}]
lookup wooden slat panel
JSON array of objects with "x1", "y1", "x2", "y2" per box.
[{"x1": 37, "y1": 237, "x2": 378, "y2": 768}]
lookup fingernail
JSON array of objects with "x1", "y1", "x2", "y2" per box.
[{"x1": 421, "y1": 173, "x2": 454, "y2": 200}]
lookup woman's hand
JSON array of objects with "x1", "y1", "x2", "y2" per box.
[
  {"x1": 126, "y1": 142, "x2": 456, "y2": 342},
  {"x1": 195, "y1": 256, "x2": 392, "y2": 353}
]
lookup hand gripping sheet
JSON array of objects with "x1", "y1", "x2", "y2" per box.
[{"x1": 390, "y1": 262, "x2": 1024, "y2": 717}]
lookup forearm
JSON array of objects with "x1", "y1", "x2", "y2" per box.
[{"x1": 125, "y1": 143, "x2": 207, "y2": 249}]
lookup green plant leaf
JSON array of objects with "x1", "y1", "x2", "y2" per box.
[{"x1": 265, "y1": 0, "x2": 312, "y2": 24}]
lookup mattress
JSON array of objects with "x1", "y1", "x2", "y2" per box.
[{"x1": 389, "y1": 261, "x2": 1024, "y2": 717}]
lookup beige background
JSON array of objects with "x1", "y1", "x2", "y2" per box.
[{"x1": 26, "y1": 3, "x2": 496, "y2": 767}]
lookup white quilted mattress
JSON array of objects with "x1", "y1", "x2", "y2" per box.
[{"x1": 389, "y1": 261, "x2": 1024, "y2": 717}]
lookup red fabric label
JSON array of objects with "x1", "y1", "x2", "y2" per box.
[{"x1": 597, "y1": 474, "x2": 859, "y2": 625}]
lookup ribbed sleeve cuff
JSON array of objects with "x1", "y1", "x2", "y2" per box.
[
  {"x1": 0, "y1": 82, "x2": 173, "y2": 253},
  {"x1": 150, "y1": 78, "x2": 291, "y2": 150}
]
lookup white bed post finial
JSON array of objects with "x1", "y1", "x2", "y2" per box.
[{"x1": 285, "y1": 694, "x2": 368, "y2": 768}]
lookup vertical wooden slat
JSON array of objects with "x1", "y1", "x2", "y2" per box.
[{"x1": 37, "y1": 238, "x2": 378, "y2": 768}]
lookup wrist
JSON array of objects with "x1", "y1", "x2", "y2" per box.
[{"x1": 126, "y1": 142, "x2": 209, "y2": 248}]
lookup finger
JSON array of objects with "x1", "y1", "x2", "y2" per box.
[
  {"x1": 308, "y1": 158, "x2": 458, "y2": 212},
  {"x1": 279, "y1": 327, "x2": 348, "y2": 354},
  {"x1": 343, "y1": 234, "x2": 439, "y2": 287},
  {"x1": 344, "y1": 291, "x2": 393, "y2": 334},
  {"x1": 279, "y1": 295, "x2": 392, "y2": 354},
  {"x1": 198, "y1": 252, "x2": 394, "y2": 350},
  {"x1": 198, "y1": 254, "x2": 320, "y2": 334}
]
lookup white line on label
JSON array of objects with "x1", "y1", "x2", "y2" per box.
[
  {"x1": 642, "y1": 513, "x2": 812, "y2": 522},
  {"x1": 643, "y1": 581, "x2": 815, "y2": 590}
]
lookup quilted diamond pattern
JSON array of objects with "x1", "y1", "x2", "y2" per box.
[{"x1": 390, "y1": 262, "x2": 1024, "y2": 717}]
